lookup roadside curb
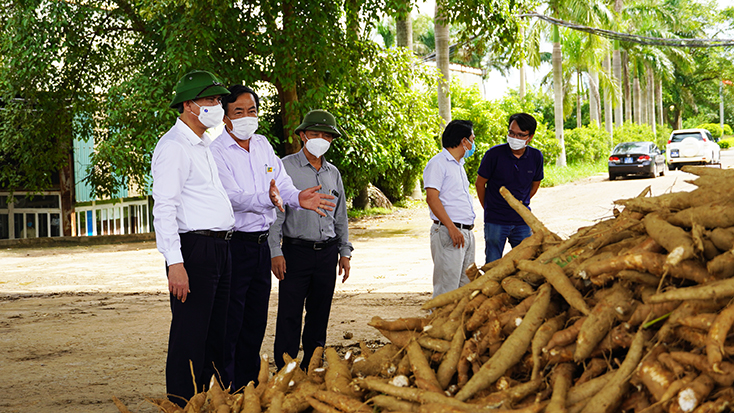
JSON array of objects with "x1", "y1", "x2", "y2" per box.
[{"x1": 0, "y1": 232, "x2": 156, "y2": 248}]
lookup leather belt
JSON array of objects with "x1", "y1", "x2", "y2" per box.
[
  {"x1": 283, "y1": 236, "x2": 339, "y2": 251},
  {"x1": 189, "y1": 230, "x2": 233, "y2": 240},
  {"x1": 433, "y1": 220, "x2": 474, "y2": 230},
  {"x1": 231, "y1": 231, "x2": 269, "y2": 244}
]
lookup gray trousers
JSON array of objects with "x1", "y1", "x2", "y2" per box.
[{"x1": 429, "y1": 223, "x2": 475, "y2": 298}]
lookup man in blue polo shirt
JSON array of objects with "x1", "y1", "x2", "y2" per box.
[
  {"x1": 475, "y1": 113, "x2": 544, "y2": 264},
  {"x1": 423, "y1": 120, "x2": 477, "y2": 297}
]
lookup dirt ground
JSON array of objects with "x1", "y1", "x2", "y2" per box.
[{"x1": 0, "y1": 158, "x2": 729, "y2": 412}]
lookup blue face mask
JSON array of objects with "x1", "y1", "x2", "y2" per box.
[{"x1": 463, "y1": 139, "x2": 476, "y2": 158}]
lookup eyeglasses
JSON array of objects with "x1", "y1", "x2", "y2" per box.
[
  {"x1": 508, "y1": 130, "x2": 530, "y2": 139},
  {"x1": 305, "y1": 130, "x2": 334, "y2": 140}
]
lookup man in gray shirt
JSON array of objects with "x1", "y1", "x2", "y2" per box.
[{"x1": 269, "y1": 109, "x2": 353, "y2": 370}]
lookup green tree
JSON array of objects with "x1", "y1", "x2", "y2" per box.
[{"x1": 1, "y1": 0, "x2": 447, "y2": 209}]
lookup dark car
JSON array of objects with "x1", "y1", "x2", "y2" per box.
[{"x1": 608, "y1": 141, "x2": 666, "y2": 180}]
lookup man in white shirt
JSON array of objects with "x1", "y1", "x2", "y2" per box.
[
  {"x1": 423, "y1": 120, "x2": 477, "y2": 298},
  {"x1": 151, "y1": 70, "x2": 234, "y2": 406},
  {"x1": 209, "y1": 85, "x2": 334, "y2": 390}
]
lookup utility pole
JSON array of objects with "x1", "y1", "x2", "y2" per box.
[{"x1": 721, "y1": 80, "x2": 724, "y2": 131}]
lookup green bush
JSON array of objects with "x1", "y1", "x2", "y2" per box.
[
  {"x1": 697, "y1": 123, "x2": 724, "y2": 139},
  {"x1": 611, "y1": 122, "x2": 659, "y2": 148},
  {"x1": 724, "y1": 124, "x2": 733, "y2": 136},
  {"x1": 682, "y1": 114, "x2": 714, "y2": 130},
  {"x1": 449, "y1": 81, "x2": 511, "y2": 182},
  {"x1": 529, "y1": 125, "x2": 561, "y2": 166},
  {"x1": 563, "y1": 124, "x2": 612, "y2": 163},
  {"x1": 656, "y1": 124, "x2": 673, "y2": 149},
  {"x1": 719, "y1": 137, "x2": 734, "y2": 149}
]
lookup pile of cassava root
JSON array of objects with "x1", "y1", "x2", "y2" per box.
[{"x1": 115, "y1": 165, "x2": 734, "y2": 413}]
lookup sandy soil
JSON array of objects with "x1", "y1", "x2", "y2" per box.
[{"x1": 0, "y1": 156, "x2": 729, "y2": 412}]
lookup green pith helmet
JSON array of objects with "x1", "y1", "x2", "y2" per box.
[
  {"x1": 294, "y1": 109, "x2": 342, "y2": 138},
  {"x1": 169, "y1": 70, "x2": 230, "y2": 108}
]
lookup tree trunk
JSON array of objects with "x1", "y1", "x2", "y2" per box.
[
  {"x1": 633, "y1": 76, "x2": 641, "y2": 124},
  {"x1": 623, "y1": 52, "x2": 632, "y2": 123},
  {"x1": 519, "y1": 26, "x2": 526, "y2": 99},
  {"x1": 552, "y1": 29, "x2": 566, "y2": 166},
  {"x1": 279, "y1": 85, "x2": 302, "y2": 154},
  {"x1": 613, "y1": 0, "x2": 624, "y2": 127},
  {"x1": 656, "y1": 77, "x2": 663, "y2": 128},
  {"x1": 576, "y1": 70, "x2": 582, "y2": 129},
  {"x1": 435, "y1": 0, "x2": 451, "y2": 126},
  {"x1": 519, "y1": 63, "x2": 526, "y2": 99},
  {"x1": 60, "y1": 149, "x2": 74, "y2": 237},
  {"x1": 276, "y1": 1, "x2": 302, "y2": 155},
  {"x1": 395, "y1": 0, "x2": 412, "y2": 51},
  {"x1": 639, "y1": 71, "x2": 647, "y2": 125},
  {"x1": 589, "y1": 69, "x2": 601, "y2": 125},
  {"x1": 612, "y1": 45, "x2": 623, "y2": 127},
  {"x1": 647, "y1": 67, "x2": 656, "y2": 134},
  {"x1": 603, "y1": 54, "x2": 613, "y2": 141}
]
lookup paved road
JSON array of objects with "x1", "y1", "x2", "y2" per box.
[{"x1": 1, "y1": 150, "x2": 731, "y2": 296}]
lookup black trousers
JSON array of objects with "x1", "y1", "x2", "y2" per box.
[
  {"x1": 166, "y1": 232, "x2": 231, "y2": 406},
  {"x1": 274, "y1": 242, "x2": 339, "y2": 370},
  {"x1": 223, "y1": 238, "x2": 271, "y2": 390}
]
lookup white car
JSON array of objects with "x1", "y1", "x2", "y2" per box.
[{"x1": 666, "y1": 128, "x2": 721, "y2": 170}]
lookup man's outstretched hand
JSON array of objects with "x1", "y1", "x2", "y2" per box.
[
  {"x1": 299, "y1": 185, "x2": 336, "y2": 217},
  {"x1": 269, "y1": 179, "x2": 285, "y2": 212}
]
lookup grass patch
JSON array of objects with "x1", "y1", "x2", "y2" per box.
[
  {"x1": 347, "y1": 198, "x2": 423, "y2": 219},
  {"x1": 347, "y1": 206, "x2": 393, "y2": 219},
  {"x1": 541, "y1": 159, "x2": 607, "y2": 187}
]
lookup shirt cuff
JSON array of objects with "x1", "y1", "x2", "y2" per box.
[{"x1": 164, "y1": 250, "x2": 184, "y2": 266}]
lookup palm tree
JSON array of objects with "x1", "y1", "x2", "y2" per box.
[
  {"x1": 435, "y1": 0, "x2": 451, "y2": 125},
  {"x1": 537, "y1": 0, "x2": 612, "y2": 166}
]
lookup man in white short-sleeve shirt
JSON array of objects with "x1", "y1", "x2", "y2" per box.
[{"x1": 422, "y1": 120, "x2": 477, "y2": 297}]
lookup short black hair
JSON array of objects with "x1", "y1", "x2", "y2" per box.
[
  {"x1": 442, "y1": 120, "x2": 474, "y2": 148},
  {"x1": 508, "y1": 113, "x2": 537, "y2": 136},
  {"x1": 222, "y1": 84, "x2": 259, "y2": 115}
]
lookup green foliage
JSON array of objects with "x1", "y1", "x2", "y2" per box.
[
  {"x1": 724, "y1": 124, "x2": 733, "y2": 136},
  {"x1": 719, "y1": 139, "x2": 731, "y2": 149},
  {"x1": 0, "y1": 0, "x2": 442, "y2": 203},
  {"x1": 449, "y1": 81, "x2": 507, "y2": 181},
  {"x1": 562, "y1": 124, "x2": 612, "y2": 163},
  {"x1": 656, "y1": 124, "x2": 674, "y2": 150},
  {"x1": 499, "y1": 88, "x2": 554, "y2": 126},
  {"x1": 0, "y1": 0, "x2": 125, "y2": 194},
  {"x1": 326, "y1": 47, "x2": 442, "y2": 202},
  {"x1": 697, "y1": 123, "x2": 724, "y2": 139},
  {"x1": 528, "y1": 125, "x2": 561, "y2": 166},
  {"x1": 611, "y1": 122, "x2": 661, "y2": 149}
]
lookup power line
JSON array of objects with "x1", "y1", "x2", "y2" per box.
[{"x1": 520, "y1": 13, "x2": 734, "y2": 47}]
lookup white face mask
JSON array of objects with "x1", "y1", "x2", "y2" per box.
[
  {"x1": 305, "y1": 137, "x2": 331, "y2": 158},
  {"x1": 192, "y1": 101, "x2": 224, "y2": 129},
  {"x1": 228, "y1": 116, "x2": 258, "y2": 141},
  {"x1": 507, "y1": 135, "x2": 528, "y2": 150}
]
